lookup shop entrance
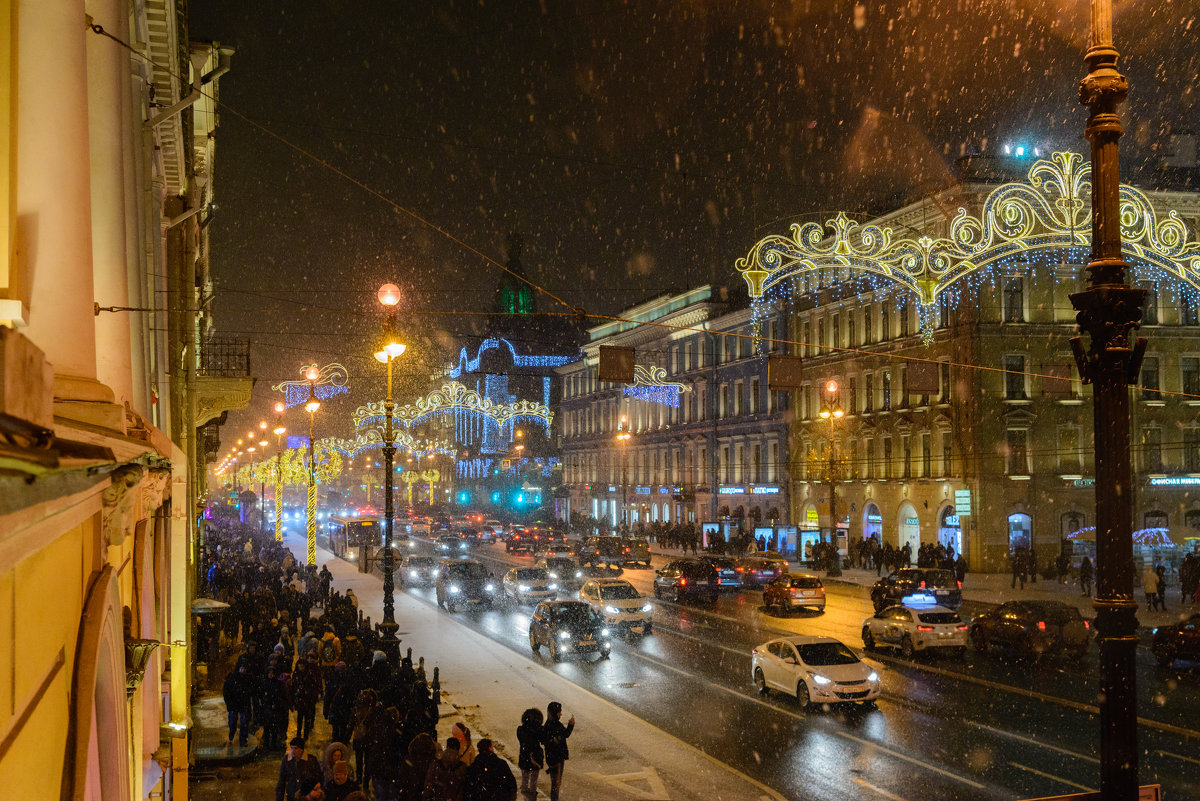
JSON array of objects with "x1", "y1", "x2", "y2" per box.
[
  {"x1": 898, "y1": 503, "x2": 920, "y2": 564},
  {"x1": 938, "y1": 506, "x2": 962, "y2": 556}
]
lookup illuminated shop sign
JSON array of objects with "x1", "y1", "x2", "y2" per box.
[
  {"x1": 635, "y1": 486, "x2": 651, "y2": 495},
  {"x1": 903, "y1": 517, "x2": 920, "y2": 526},
  {"x1": 943, "y1": 515, "x2": 961, "y2": 527},
  {"x1": 718, "y1": 486, "x2": 745, "y2": 495},
  {"x1": 751, "y1": 486, "x2": 780, "y2": 495},
  {"x1": 866, "y1": 514, "x2": 883, "y2": 524},
  {"x1": 1148, "y1": 477, "x2": 1200, "y2": 486},
  {"x1": 608, "y1": 486, "x2": 617, "y2": 493}
]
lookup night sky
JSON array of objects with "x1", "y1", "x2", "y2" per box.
[{"x1": 190, "y1": 0, "x2": 1198, "y2": 433}]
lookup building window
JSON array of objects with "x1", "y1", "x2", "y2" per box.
[
  {"x1": 1004, "y1": 354, "x2": 1028, "y2": 399},
  {"x1": 848, "y1": 377, "x2": 858, "y2": 415},
  {"x1": 864, "y1": 373, "x2": 874, "y2": 412},
  {"x1": 865, "y1": 439, "x2": 875, "y2": 479},
  {"x1": 749, "y1": 378, "x2": 759, "y2": 414},
  {"x1": 882, "y1": 370, "x2": 892, "y2": 410},
  {"x1": 899, "y1": 299, "x2": 910, "y2": 338},
  {"x1": 940, "y1": 361, "x2": 951, "y2": 403},
  {"x1": 1141, "y1": 357, "x2": 1161, "y2": 400},
  {"x1": 832, "y1": 313, "x2": 841, "y2": 350},
  {"x1": 1143, "y1": 427, "x2": 1163, "y2": 472},
  {"x1": 1183, "y1": 357, "x2": 1200, "y2": 397},
  {"x1": 803, "y1": 321, "x2": 812, "y2": 357},
  {"x1": 1184, "y1": 302, "x2": 1199, "y2": 326},
  {"x1": 899, "y1": 365, "x2": 909, "y2": 408},
  {"x1": 1004, "y1": 276, "x2": 1025, "y2": 322},
  {"x1": 769, "y1": 442, "x2": 779, "y2": 482},
  {"x1": 1058, "y1": 427, "x2": 1081, "y2": 473},
  {"x1": 902, "y1": 435, "x2": 912, "y2": 478},
  {"x1": 863, "y1": 305, "x2": 873, "y2": 344},
  {"x1": 942, "y1": 432, "x2": 953, "y2": 476},
  {"x1": 850, "y1": 440, "x2": 859, "y2": 479},
  {"x1": 734, "y1": 381, "x2": 744, "y2": 416},
  {"x1": 882, "y1": 438, "x2": 893, "y2": 479},
  {"x1": 1007, "y1": 428, "x2": 1030, "y2": 475},
  {"x1": 848, "y1": 314, "x2": 856, "y2": 347},
  {"x1": 937, "y1": 294, "x2": 949, "y2": 329},
  {"x1": 1139, "y1": 280, "x2": 1159, "y2": 325},
  {"x1": 921, "y1": 432, "x2": 931, "y2": 477},
  {"x1": 881, "y1": 305, "x2": 891, "y2": 341},
  {"x1": 1185, "y1": 429, "x2": 1200, "y2": 472}
]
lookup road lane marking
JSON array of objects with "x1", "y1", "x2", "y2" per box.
[
  {"x1": 852, "y1": 778, "x2": 913, "y2": 801},
  {"x1": 1008, "y1": 762, "x2": 1094, "y2": 792},
  {"x1": 835, "y1": 732, "x2": 988, "y2": 789},
  {"x1": 584, "y1": 766, "x2": 669, "y2": 799},
  {"x1": 652, "y1": 624, "x2": 751, "y2": 658},
  {"x1": 627, "y1": 650, "x2": 796, "y2": 717},
  {"x1": 964, "y1": 721, "x2": 1099, "y2": 763},
  {"x1": 1156, "y1": 749, "x2": 1200, "y2": 766}
]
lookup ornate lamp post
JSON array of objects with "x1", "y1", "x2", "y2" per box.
[
  {"x1": 246, "y1": 443, "x2": 257, "y2": 525},
  {"x1": 617, "y1": 414, "x2": 631, "y2": 531},
  {"x1": 818, "y1": 381, "x2": 844, "y2": 575},
  {"x1": 258, "y1": 421, "x2": 269, "y2": 531},
  {"x1": 273, "y1": 402, "x2": 287, "y2": 542},
  {"x1": 304, "y1": 367, "x2": 322, "y2": 566},
  {"x1": 1068, "y1": 1, "x2": 1142, "y2": 796},
  {"x1": 374, "y1": 282, "x2": 407, "y2": 661}
]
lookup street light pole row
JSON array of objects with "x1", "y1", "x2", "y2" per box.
[{"x1": 375, "y1": 282, "x2": 406, "y2": 663}]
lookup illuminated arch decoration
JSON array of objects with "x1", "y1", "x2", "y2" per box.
[
  {"x1": 271, "y1": 363, "x2": 351, "y2": 409},
  {"x1": 352, "y1": 381, "x2": 554, "y2": 433},
  {"x1": 325, "y1": 430, "x2": 457, "y2": 460},
  {"x1": 736, "y1": 152, "x2": 1200, "y2": 342},
  {"x1": 623, "y1": 365, "x2": 691, "y2": 407},
  {"x1": 448, "y1": 337, "x2": 575, "y2": 379}
]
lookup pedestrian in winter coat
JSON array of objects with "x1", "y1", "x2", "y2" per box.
[
  {"x1": 323, "y1": 761, "x2": 361, "y2": 801},
  {"x1": 1079, "y1": 557, "x2": 1094, "y2": 597},
  {"x1": 261, "y1": 667, "x2": 291, "y2": 750},
  {"x1": 540, "y1": 702, "x2": 574, "y2": 801},
  {"x1": 1156, "y1": 564, "x2": 1168, "y2": 611},
  {"x1": 463, "y1": 739, "x2": 517, "y2": 801},
  {"x1": 222, "y1": 664, "x2": 255, "y2": 746},
  {"x1": 1143, "y1": 564, "x2": 1161, "y2": 610},
  {"x1": 516, "y1": 708, "x2": 543, "y2": 801},
  {"x1": 276, "y1": 737, "x2": 325, "y2": 801},
  {"x1": 397, "y1": 733, "x2": 438, "y2": 801},
  {"x1": 322, "y1": 742, "x2": 353, "y2": 783},
  {"x1": 452, "y1": 722, "x2": 476, "y2": 767},
  {"x1": 290, "y1": 659, "x2": 323, "y2": 742},
  {"x1": 422, "y1": 738, "x2": 468, "y2": 801}
]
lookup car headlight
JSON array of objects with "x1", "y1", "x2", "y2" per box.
[
  {"x1": 449, "y1": 585, "x2": 461, "y2": 594},
  {"x1": 518, "y1": 584, "x2": 530, "y2": 592},
  {"x1": 558, "y1": 631, "x2": 571, "y2": 640},
  {"x1": 548, "y1": 583, "x2": 558, "y2": 591},
  {"x1": 605, "y1": 606, "x2": 620, "y2": 615},
  {"x1": 574, "y1": 571, "x2": 583, "y2": 578},
  {"x1": 485, "y1": 583, "x2": 495, "y2": 592},
  {"x1": 641, "y1": 603, "x2": 653, "y2": 613},
  {"x1": 868, "y1": 671, "x2": 880, "y2": 683},
  {"x1": 459, "y1": 543, "x2": 468, "y2": 550},
  {"x1": 548, "y1": 572, "x2": 558, "y2": 579},
  {"x1": 409, "y1": 570, "x2": 419, "y2": 577},
  {"x1": 601, "y1": 628, "x2": 611, "y2": 637},
  {"x1": 810, "y1": 673, "x2": 832, "y2": 685}
]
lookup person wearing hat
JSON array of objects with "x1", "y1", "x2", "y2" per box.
[
  {"x1": 541, "y1": 702, "x2": 574, "y2": 801},
  {"x1": 463, "y1": 738, "x2": 517, "y2": 801},
  {"x1": 276, "y1": 736, "x2": 324, "y2": 801},
  {"x1": 422, "y1": 737, "x2": 467, "y2": 801}
]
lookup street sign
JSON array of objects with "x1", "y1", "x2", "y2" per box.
[
  {"x1": 954, "y1": 489, "x2": 972, "y2": 516},
  {"x1": 1019, "y1": 785, "x2": 1159, "y2": 801}
]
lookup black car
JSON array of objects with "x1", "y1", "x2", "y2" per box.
[
  {"x1": 1151, "y1": 612, "x2": 1200, "y2": 667},
  {"x1": 435, "y1": 560, "x2": 497, "y2": 612},
  {"x1": 701, "y1": 556, "x2": 743, "y2": 590},
  {"x1": 435, "y1": 534, "x2": 471, "y2": 557},
  {"x1": 870, "y1": 568, "x2": 963, "y2": 612},
  {"x1": 969, "y1": 600, "x2": 1090, "y2": 659},
  {"x1": 529, "y1": 600, "x2": 612, "y2": 661},
  {"x1": 399, "y1": 555, "x2": 438, "y2": 587},
  {"x1": 653, "y1": 559, "x2": 719, "y2": 603},
  {"x1": 536, "y1": 556, "x2": 584, "y2": 586},
  {"x1": 579, "y1": 535, "x2": 629, "y2": 566}
]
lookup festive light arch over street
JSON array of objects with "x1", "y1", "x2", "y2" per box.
[
  {"x1": 735, "y1": 152, "x2": 1200, "y2": 340},
  {"x1": 352, "y1": 381, "x2": 554, "y2": 432},
  {"x1": 448, "y1": 337, "x2": 575, "y2": 379},
  {"x1": 325, "y1": 430, "x2": 457, "y2": 459}
]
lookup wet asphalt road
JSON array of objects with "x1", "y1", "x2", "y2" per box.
[{"x1": 392, "y1": 538, "x2": 1200, "y2": 801}]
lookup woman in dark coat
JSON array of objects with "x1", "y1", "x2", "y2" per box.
[{"x1": 516, "y1": 708, "x2": 543, "y2": 801}]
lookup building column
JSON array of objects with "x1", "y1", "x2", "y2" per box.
[{"x1": 86, "y1": 0, "x2": 134, "y2": 407}]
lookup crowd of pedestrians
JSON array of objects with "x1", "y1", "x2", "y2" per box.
[{"x1": 204, "y1": 518, "x2": 575, "y2": 801}]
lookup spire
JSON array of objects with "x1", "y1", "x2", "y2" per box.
[{"x1": 495, "y1": 231, "x2": 535, "y2": 316}]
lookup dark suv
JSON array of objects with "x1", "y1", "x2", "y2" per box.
[
  {"x1": 529, "y1": 600, "x2": 612, "y2": 661},
  {"x1": 653, "y1": 558, "x2": 719, "y2": 604},
  {"x1": 1151, "y1": 612, "x2": 1200, "y2": 667},
  {"x1": 970, "y1": 600, "x2": 1090, "y2": 659},
  {"x1": 870, "y1": 568, "x2": 962, "y2": 612},
  {"x1": 622, "y1": 537, "x2": 651, "y2": 567},
  {"x1": 579, "y1": 535, "x2": 628, "y2": 566},
  {"x1": 435, "y1": 560, "x2": 497, "y2": 612}
]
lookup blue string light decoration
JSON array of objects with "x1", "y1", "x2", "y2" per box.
[
  {"x1": 449, "y1": 337, "x2": 575, "y2": 378},
  {"x1": 622, "y1": 365, "x2": 691, "y2": 408},
  {"x1": 272, "y1": 363, "x2": 351, "y2": 409},
  {"x1": 736, "y1": 151, "x2": 1200, "y2": 342}
]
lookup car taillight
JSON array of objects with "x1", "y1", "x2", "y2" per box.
[
  {"x1": 1037, "y1": 621, "x2": 1046, "y2": 630},
  {"x1": 818, "y1": 587, "x2": 825, "y2": 594},
  {"x1": 957, "y1": 580, "x2": 962, "y2": 589},
  {"x1": 736, "y1": 566, "x2": 745, "y2": 572},
  {"x1": 1083, "y1": 620, "x2": 1090, "y2": 629},
  {"x1": 917, "y1": 625, "x2": 934, "y2": 631},
  {"x1": 919, "y1": 580, "x2": 926, "y2": 589},
  {"x1": 679, "y1": 577, "x2": 688, "y2": 586},
  {"x1": 956, "y1": 624, "x2": 969, "y2": 631}
]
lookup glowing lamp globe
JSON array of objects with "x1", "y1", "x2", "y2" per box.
[{"x1": 377, "y1": 284, "x2": 401, "y2": 307}]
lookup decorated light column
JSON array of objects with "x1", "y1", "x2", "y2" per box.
[
  {"x1": 304, "y1": 368, "x2": 322, "y2": 566},
  {"x1": 273, "y1": 403, "x2": 287, "y2": 542},
  {"x1": 1068, "y1": 1, "x2": 1142, "y2": 797},
  {"x1": 818, "y1": 381, "x2": 844, "y2": 575},
  {"x1": 617, "y1": 415, "x2": 631, "y2": 529},
  {"x1": 375, "y1": 283, "x2": 407, "y2": 661}
]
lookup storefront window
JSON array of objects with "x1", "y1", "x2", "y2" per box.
[
  {"x1": 1008, "y1": 513, "x2": 1032, "y2": 551},
  {"x1": 938, "y1": 506, "x2": 962, "y2": 555}
]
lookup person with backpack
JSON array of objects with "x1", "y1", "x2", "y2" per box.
[{"x1": 516, "y1": 708, "x2": 543, "y2": 801}]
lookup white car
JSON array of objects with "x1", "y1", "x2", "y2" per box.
[
  {"x1": 578, "y1": 578, "x2": 653, "y2": 634},
  {"x1": 484, "y1": 520, "x2": 505, "y2": 539},
  {"x1": 751, "y1": 636, "x2": 880, "y2": 708},
  {"x1": 502, "y1": 567, "x2": 558, "y2": 604},
  {"x1": 862, "y1": 604, "x2": 968, "y2": 658}
]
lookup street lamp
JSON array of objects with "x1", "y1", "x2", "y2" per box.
[
  {"x1": 273, "y1": 402, "x2": 287, "y2": 542},
  {"x1": 258, "y1": 429, "x2": 269, "y2": 533},
  {"x1": 304, "y1": 367, "x2": 321, "y2": 566},
  {"x1": 1068, "y1": 1, "x2": 1142, "y2": 796},
  {"x1": 374, "y1": 282, "x2": 407, "y2": 661},
  {"x1": 246, "y1": 444, "x2": 257, "y2": 526},
  {"x1": 617, "y1": 415, "x2": 631, "y2": 531},
  {"x1": 818, "y1": 380, "x2": 844, "y2": 575}
]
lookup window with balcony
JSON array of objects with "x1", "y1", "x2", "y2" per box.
[
  {"x1": 882, "y1": 370, "x2": 892, "y2": 410},
  {"x1": 882, "y1": 438, "x2": 893, "y2": 479},
  {"x1": 832, "y1": 313, "x2": 841, "y2": 350},
  {"x1": 864, "y1": 373, "x2": 874, "y2": 412},
  {"x1": 1007, "y1": 428, "x2": 1030, "y2": 475},
  {"x1": 749, "y1": 378, "x2": 759, "y2": 414},
  {"x1": 921, "y1": 432, "x2": 931, "y2": 477},
  {"x1": 942, "y1": 433, "x2": 953, "y2": 476},
  {"x1": 848, "y1": 377, "x2": 858, "y2": 415},
  {"x1": 863, "y1": 305, "x2": 874, "y2": 344},
  {"x1": 1183, "y1": 357, "x2": 1200, "y2": 398},
  {"x1": 734, "y1": 381, "x2": 744, "y2": 416},
  {"x1": 818, "y1": 319, "x2": 826, "y2": 355},
  {"x1": 939, "y1": 361, "x2": 951, "y2": 403},
  {"x1": 899, "y1": 299, "x2": 910, "y2": 338},
  {"x1": 848, "y1": 314, "x2": 857, "y2": 347},
  {"x1": 902, "y1": 435, "x2": 912, "y2": 478},
  {"x1": 881, "y1": 305, "x2": 891, "y2": 342},
  {"x1": 1139, "y1": 280, "x2": 1159, "y2": 325}
]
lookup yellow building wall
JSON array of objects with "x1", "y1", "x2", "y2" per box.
[{"x1": 0, "y1": 517, "x2": 91, "y2": 796}]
